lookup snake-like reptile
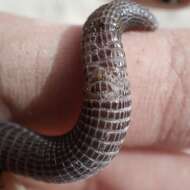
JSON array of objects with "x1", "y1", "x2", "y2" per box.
[{"x1": 0, "y1": 0, "x2": 157, "y2": 183}]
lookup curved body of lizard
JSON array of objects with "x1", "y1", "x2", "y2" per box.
[{"x1": 0, "y1": 0, "x2": 157, "y2": 183}]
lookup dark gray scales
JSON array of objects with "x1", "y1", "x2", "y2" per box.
[{"x1": 0, "y1": 0, "x2": 157, "y2": 183}]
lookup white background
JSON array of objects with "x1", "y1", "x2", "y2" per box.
[{"x1": 0, "y1": 0, "x2": 189, "y2": 28}]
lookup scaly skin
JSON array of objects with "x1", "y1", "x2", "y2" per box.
[{"x1": 0, "y1": 0, "x2": 157, "y2": 183}]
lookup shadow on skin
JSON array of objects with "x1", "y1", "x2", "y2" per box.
[{"x1": 7, "y1": 26, "x2": 84, "y2": 136}]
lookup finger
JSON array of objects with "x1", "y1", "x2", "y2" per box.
[
  {"x1": 0, "y1": 13, "x2": 83, "y2": 133},
  {"x1": 3, "y1": 150, "x2": 190, "y2": 190},
  {"x1": 2, "y1": 172, "x2": 87, "y2": 190},
  {"x1": 96, "y1": 150, "x2": 190, "y2": 190},
  {"x1": 0, "y1": 13, "x2": 190, "y2": 148},
  {"x1": 124, "y1": 30, "x2": 190, "y2": 149}
]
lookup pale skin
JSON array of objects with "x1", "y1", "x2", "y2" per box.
[{"x1": 0, "y1": 13, "x2": 190, "y2": 190}]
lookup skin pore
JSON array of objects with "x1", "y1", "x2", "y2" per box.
[{"x1": 0, "y1": 13, "x2": 190, "y2": 190}]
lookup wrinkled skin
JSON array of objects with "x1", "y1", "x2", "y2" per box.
[{"x1": 0, "y1": 13, "x2": 190, "y2": 190}]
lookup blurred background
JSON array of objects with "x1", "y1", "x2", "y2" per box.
[{"x1": 0, "y1": 0, "x2": 189, "y2": 28}]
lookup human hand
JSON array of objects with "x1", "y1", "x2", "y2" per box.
[{"x1": 0, "y1": 13, "x2": 190, "y2": 190}]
